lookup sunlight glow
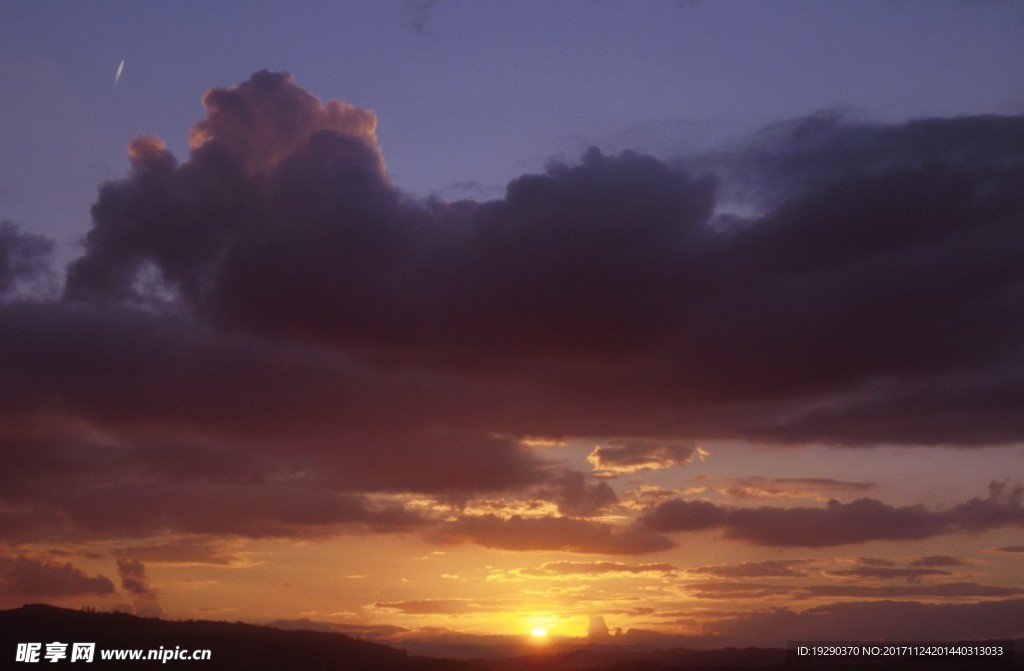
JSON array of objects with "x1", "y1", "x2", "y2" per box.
[{"x1": 530, "y1": 627, "x2": 548, "y2": 638}]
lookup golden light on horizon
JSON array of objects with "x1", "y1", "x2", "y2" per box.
[{"x1": 530, "y1": 627, "x2": 548, "y2": 639}]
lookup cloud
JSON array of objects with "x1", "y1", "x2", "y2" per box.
[
  {"x1": 681, "y1": 580, "x2": 1024, "y2": 601},
  {"x1": 713, "y1": 599, "x2": 1024, "y2": 644},
  {"x1": 587, "y1": 615, "x2": 611, "y2": 639},
  {"x1": 907, "y1": 555, "x2": 972, "y2": 568},
  {"x1": 187, "y1": 70, "x2": 382, "y2": 178},
  {"x1": 0, "y1": 220, "x2": 53, "y2": 296},
  {"x1": 113, "y1": 539, "x2": 247, "y2": 567},
  {"x1": 687, "y1": 559, "x2": 813, "y2": 578},
  {"x1": 0, "y1": 553, "x2": 114, "y2": 597},
  {"x1": 639, "y1": 481, "x2": 1024, "y2": 546},
  {"x1": 823, "y1": 566, "x2": 951, "y2": 581},
  {"x1": 588, "y1": 440, "x2": 707, "y2": 474},
  {"x1": 427, "y1": 514, "x2": 675, "y2": 555},
  {"x1": 713, "y1": 477, "x2": 875, "y2": 501},
  {"x1": 372, "y1": 598, "x2": 513, "y2": 615},
  {"x1": 536, "y1": 470, "x2": 619, "y2": 516},
  {"x1": 803, "y1": 582, "x2": 1023, "y2": 599},
  {"x1": 116, "y1": 558, "x2": 163, "y2": 617},
  {"x1": 4, "y1": 71, "x2": 1024, "y2": 552},
  {"x1": 116, "y1": 558, "x2": 152, "y2": 596},
  {"x1": 59, "y1": 72, "x2": 1024, "y2": 448},
  {"x1": 516, "y1": 561, "x2": 678, "y2": 578}
]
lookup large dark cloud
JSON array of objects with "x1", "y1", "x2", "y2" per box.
[
  {"x1": 3, "y1": 70, "x2": 1024, "y2": 550},
  {"x1": 59, "y1": 71, "x2": 1024, "y2": 447},
  {"x1": 639, "y1": 481, "x2": 1024, "y2": 546}
]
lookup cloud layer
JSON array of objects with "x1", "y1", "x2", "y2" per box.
[
  {"x1": 640, "y1": 482, "x2": 1024, "y2": 546},
  {"x1": 1, "y1": 70, "x2": 1023, "y2": 554},
  {"x1": 62, "y1": 71, "x2": 1024, "y2": 448}
]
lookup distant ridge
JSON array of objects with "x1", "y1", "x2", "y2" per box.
[{"x1": 0, "y1": 604, "x2": 412, "y2": 670}]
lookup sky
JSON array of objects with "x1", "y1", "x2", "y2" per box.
[{"x1": 2, "y1": 0, "x2": 1024, "y2": 654}]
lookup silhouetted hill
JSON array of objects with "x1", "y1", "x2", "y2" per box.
[
  {"x1": 0, "y1": 604, "x2": 412, "y2": 670},
  {"x1": 1, "y1": 605, "x2": 1019, "y2": 670}
]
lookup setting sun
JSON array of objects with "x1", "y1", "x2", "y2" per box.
[{"x1": 530, "y1": 627, "x2": 548, "y2": 639}]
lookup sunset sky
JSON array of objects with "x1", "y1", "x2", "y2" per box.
[{"x1": 2, "y1": 0, "x2": 1024, "y2": 653}]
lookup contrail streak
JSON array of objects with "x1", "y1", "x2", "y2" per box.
[{"x1": 114, "y1": 59, "x2": 125, "y2": 87}]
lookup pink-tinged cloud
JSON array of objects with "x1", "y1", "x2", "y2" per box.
[
  {"x1": 588, "y1": 440, "x2": 706, "y2": 474},
  {"x1": 187, "y1": 70, "x2": 383, "y2": 177},
  {"x1": 639, "y1": 482, "x2": 1024, "y2": 546},
  {"x1": 0, "y1": 553, "x2": 114, "y2": 597},
  {"x1": 427, "y1": 514, "x2": 675, "y2": 555}
]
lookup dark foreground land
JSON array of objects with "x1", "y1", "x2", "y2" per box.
[{"x1": 1, "y1": 604, "x2": 1019, "y2": 670}]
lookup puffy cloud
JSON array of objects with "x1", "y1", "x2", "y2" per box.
[
  {"x1": 187, "y1": 70, "x2": 383, "y2": 178},
  {"x1": 588, "y1": 441, "x2": 707, "y2": 475},
  {"x1": 0, "y1": 553, "x2": 114, "y2": 597},
  {"x1": 639, "y1": 481, "x2": 1024, "y2": 546},
  {"x1": 427, "y1": 514, "x2": 675, "y2": 555},
  {"x1": 59, "y1": 72, "x2": 1024, "y2": 447}
]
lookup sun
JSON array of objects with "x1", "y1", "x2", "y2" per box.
[{"x1": 530, "y1": 627, "x2": 548, "y2": 639}]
